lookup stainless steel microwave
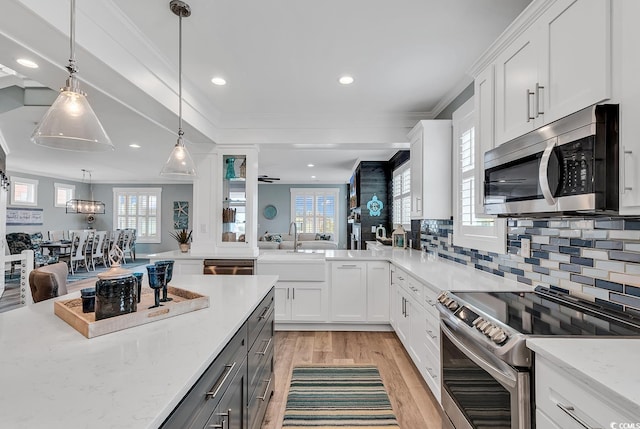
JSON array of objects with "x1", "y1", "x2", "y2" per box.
[{"x1": 484, "y1": 104, "x2": 619, "y2": 216}]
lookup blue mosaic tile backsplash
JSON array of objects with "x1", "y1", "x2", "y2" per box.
[{"x1": 420, "y1": 218, "x2": 640, "y2": 313}]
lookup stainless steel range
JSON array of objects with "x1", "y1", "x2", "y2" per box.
[{"x1": 436, "y1": 286, "x2": 640, "y2": 429}]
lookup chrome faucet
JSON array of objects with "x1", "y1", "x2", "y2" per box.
[{"x1": 289, "y1": 221, "x2": 298, "y2": 250}]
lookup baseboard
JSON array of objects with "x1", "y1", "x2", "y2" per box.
[{"x1": 275, "y1": 322, "x2": 393, "y2": 332}]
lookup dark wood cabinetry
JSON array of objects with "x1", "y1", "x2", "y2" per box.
[{"x1": 161, "y1": 289, "x2": 274, "y2": 429}]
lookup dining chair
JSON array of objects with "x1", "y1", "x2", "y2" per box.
[
  {"x1": 48, "y1": 230, "x2": 65, "y2": 242},
  {"x1": 89, "y1": 231, "x2": 107, "y2": 270},
  {"x1": 66, "y1": 230, "x2": 92, "y2": 275}
]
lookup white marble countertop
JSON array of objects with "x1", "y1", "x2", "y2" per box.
[
  {"x1": 148, "y1": 250, "x2": 258, "y2": 260},
  {"x1": 0, "y1": 274, "x2": 277, "y2": 429},
  {"x1": 527, "y1": 338, "x2": 640, "y2": 418}
]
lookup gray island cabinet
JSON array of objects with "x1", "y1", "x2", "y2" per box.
[{"x1": 0, "y1": 274, "x2": 277, "y2": 429}]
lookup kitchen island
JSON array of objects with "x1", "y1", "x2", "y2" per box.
[{"x1": 0, "y1": 274, "x2": 277, "y2": 429}]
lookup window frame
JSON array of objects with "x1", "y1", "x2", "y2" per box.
[
  {"x1": 290, "y1": 188, "x2": 340, "y2": 237},
  {"x1": 112, "y1": 187, "x2": 162, "y2": 244},
  {"x1": 10, "y1": 176, "x2": 38, "y2": 206},
  {"x1": 392, "y1": 161, "x2": 412, "y2": 231},
  {"x1": 452, "y1": 98, "x2": 506, "y2": 253},
  {"x1": 54, "y1": 183, "x2": 75, "y2": 208}
]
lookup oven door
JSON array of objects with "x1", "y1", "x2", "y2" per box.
[{"x1": 440, "y1": 320, "x2": 530, "y2": 429}]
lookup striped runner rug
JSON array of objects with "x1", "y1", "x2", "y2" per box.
[{"x1": 283, "y1": 365, "x2": 400, "y2": 428}]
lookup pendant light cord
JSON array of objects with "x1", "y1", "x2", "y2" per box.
[
  {"x1": 68, "y1": 0, "x2": 77, "y2": 76},
  {"x1": 178, "y1": 13, "x2": 184, "y2": 139}
]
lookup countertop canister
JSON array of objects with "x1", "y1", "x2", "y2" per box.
[{"x1": 95, "y1": 262, "x2": 137, "y2": 320}]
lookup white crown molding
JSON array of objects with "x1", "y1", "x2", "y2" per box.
[
  {"x1": 428, "y1": 74, "x2": 474, "y2": 119},
  {"x1": 467, "y1": 0, "x2": 556, "y2": 78}
]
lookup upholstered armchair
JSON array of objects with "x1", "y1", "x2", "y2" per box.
[
  {"x1": 6, "y1": 232, "x2": 33, "y2": 277},
  {"x1": 28, "y1": 262, "x2": 69, "y2": 303}
]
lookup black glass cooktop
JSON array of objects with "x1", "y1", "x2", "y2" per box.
[{"x1": 452, "y1": 286, "x2": 640, "y2": 337}]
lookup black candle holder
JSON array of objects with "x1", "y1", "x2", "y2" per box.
[
  {"x1": 146, "y1": 264, "x2": 166, "y2": 309},
  {"x1": 155, "y1": 260, "x2": 175, "y2": 302}
]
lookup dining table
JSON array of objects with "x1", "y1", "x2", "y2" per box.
[{"x1": 40, "y1": 241, "x2": 72, "y2": 256}]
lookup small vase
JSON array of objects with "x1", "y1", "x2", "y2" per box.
[{"x1": 179, "y1": 243, "x2": 189, "y2": 253}]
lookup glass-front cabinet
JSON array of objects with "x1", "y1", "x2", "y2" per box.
[
  {"x1": 222, "y1": 155, "x2": 247, "y2": 243},
  {"x1": 190, "y1": 145, "x2": 258, "y2": 256}
]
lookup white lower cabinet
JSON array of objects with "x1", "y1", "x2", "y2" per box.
[
  {"x1": 329, "y1": 261, "x2": 391, "y2": 323},
  {"x1": 275, "y1": 282, "x2": 328, "y2": 322},
  {"x1": 331, "y1": 262, "x2": 367, "y2": 321},
  {"x1": 390, "y1": 265, "x2": 441, "y2": 404},
  {"x1": 535, "y1": 355, "x2": 636, "y2": 428}
]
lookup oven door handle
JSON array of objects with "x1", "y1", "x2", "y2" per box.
[
  {"x1": 539, "y1": 138, "x2": 557, "y2": 206},
  {"x1": 441, "y1": 321, "x2": 517, "y2": 389}
]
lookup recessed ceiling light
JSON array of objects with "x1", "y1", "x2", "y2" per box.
[
  {"x1": 16, "y1": 58, "x2": 38, "y2": 69},
  {"x1": 311, "y1": 175, "x2": 316, "y2": 179},
  {"x1": 307, "y1": 164, "x2": 314, "y2": 167},
  {"x1": 211, "y1": 77, "x2": 227, "y2": 86},
  {"x1": 129, "y1": 143, "x2": 141, "y2": 148},
  {"x1": 338, "y1": 75, "x2": 354, "y2": 85}
]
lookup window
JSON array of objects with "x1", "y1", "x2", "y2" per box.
[
  {"x1": 290, "y1": 188, "x2": 339, "y2": 235},
  {"x1": 452, "y1": 98, "x2": 506, "y2": 253},
  {"x1": 54, "y1": 183, "x2": 75, "y2": 208},
  {"x1": 113, "y1": 187, "x2": 162, "y2": 243},
  {"x1": 10, "y1": 176, "x2": 38, "y2": 206},
  {"x1": 392, "y1": 162, "x2": 411, "y2": 230}
]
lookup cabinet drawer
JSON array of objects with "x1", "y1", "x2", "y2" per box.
[
  {"x1": 392, "y1": 268, "x2": 408, "y2": 288},
  {"x1": 422, "y1": 285, "x2": 439, "y2": 316},
  {"x1": 406, "y1": 275, "x2": 423, "y2": 303},
  {"x1": 248, "y1": 309, "x2": 274, "y2": 397},
  {"x1": 424, "y1": 311, "x2": 440, "y2": 351},
  {"x1": 536, "y1": 356, "x2": 636, "y2": 428},
  {"x1": 258, "y1": 262, "x2": 326, "y2": 281},
  {"x1": 422, "y1": 339, "x2": 441, "y2": 402},
  {"x1": 248, "y1": 350, "x2": 274, "y2": 429},
  {"x1": 247, "y1": 289, "x2": 274, "y2": 349},
  {"x1": 161, "y1": 323, "x2": 247, "y2": 428}
]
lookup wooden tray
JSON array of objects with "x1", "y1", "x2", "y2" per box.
[{"x1": 54, "y1": 286, "x2": 210, "y2": 338}]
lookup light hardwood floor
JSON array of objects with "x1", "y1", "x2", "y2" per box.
[{"x1": 261, "y1": 331, "x2": 443, "y2": 429}]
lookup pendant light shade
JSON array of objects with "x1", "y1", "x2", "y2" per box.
[
  {"x1": 161, "y1": 0, "x2": 197, "y2": 177},
  {"x1": 161, "y1": 135, "x2": 197, "y2": 176},
  {"x1": 31, "y1": 0, "x2": 114, "y2": 152}
]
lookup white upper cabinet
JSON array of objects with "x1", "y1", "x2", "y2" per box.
[
  {"x1": 614, "y1": 0, "x2": 640, "y2": 214},
  {"x1": 408, "y1": 120, "x2": 452, "y2": 220},
  {"x1": 473, "y1": 65, "x2": 495, "y2": 216},
  {"x1": 494, "y1": 0, "x2": 611, "y2": 145}
]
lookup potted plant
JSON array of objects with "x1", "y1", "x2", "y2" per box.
[{"x1": 169, "y1": 229, "x2": 192, "y2": 252}]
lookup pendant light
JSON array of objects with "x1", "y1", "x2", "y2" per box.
[
  {"x1": 31, "y1": 0, "x2": 114, "y2": 152},
  {"x1": 66, "y1": 169, "x2": 106, "y2": 214},
  {"x1": 161, "y1": 0, "x2": 197, "y2": 177}
]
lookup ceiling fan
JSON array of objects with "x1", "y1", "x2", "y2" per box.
[{"x1": 258, "y1": 175, "x2": 281, "y2": 183}]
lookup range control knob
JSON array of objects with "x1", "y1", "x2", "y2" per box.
[
  {"x1": 491, "y1": 329, "x2": 509, "y2": 345},
  {"x1": 483, "y1": 324, "x2": 496, "y2": 335},
  {"x1": 477, "y1": 320, "x2": 490, "y2": 331},
  {"x1": 437, "y1": 292, "x2": 448, "y2": 303},
  {"x1": 472, "y1": 317, "x2": 484, "y2": 327},
  {"x1": 446, "y1": 300, "x2": 459, "y2": 311}
]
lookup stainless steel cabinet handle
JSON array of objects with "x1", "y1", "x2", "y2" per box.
[
  {"x1": 427, "y1": 329, "x2": 437, "y2": 339},
  {"x1": 256, "y1": 338, "x2": 272, "y2": 356},
  {"x1": 535, "y1": 83, "x2": 544, "y2": 116},
  {"x1": 258, "y1": 378, "x2": 272, "y2": 400},
  {"x1": 286, "y1": 288, "x2": 290, "y2": 299},
  {"x1": 556, "y1": 403, "x2": 599, "y2": 429},
  {"x1": 206, "y1": 362, "x2": 236, "y2": 399},
  {"x1": 214, "y1": 409, "x2": 231, "y2": 429},
  {"x1": 340, "y1": 264, "x2": 357, "y2": 268},
  {"x1": 397, "y1": 276, "x2": 404, "y2": 281},
  {"x1": 526, "y1": 89, "x2": 535, "y2": 122},
  {"x1": 426, "y1": 367, "x2": 438, "y2": 379},
  {"x1": 258, "y1": 305, "x2": 270, "y2": 320},
  {"x1": 292, "y1": 288, "x2": 295, "y2": 299}
]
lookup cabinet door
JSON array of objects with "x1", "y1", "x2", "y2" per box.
[
  {"x1": 618, "y1": 0, "x2": 640, "y2": 214},
  {"x1": 274, "y1": 285, "x2": 291, "y2": 321},
  {"x1": 407, "y1": 296, "x2": 426, "y2": 368},
  {"x1": 474, "y1": 65, "x2": 495, "y2": 215},
  {"x1": 367, "y1": 262, "x2": 390, "y2": 322},
  {"x1": 205, "y1": 359, "x2": 247, "y2": 429},
  {"x1": 395, "y1": 292, "x2": 411, "y2": 346},
  {"x1": 291, "y1": 284, "x2": 328, "y2": 322},
  {"x1": 409, "y1": 130, "x2": 424, "y2": 219},
  {"x1": 495, "y1": 26, "x2": 539, "y2": 145},
  {"x1": 540, "y1": 0, "x2": 611, "y2": 124},
  {"x1": 331, "y1": 263, "x2": 367, "y2": 321}
]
